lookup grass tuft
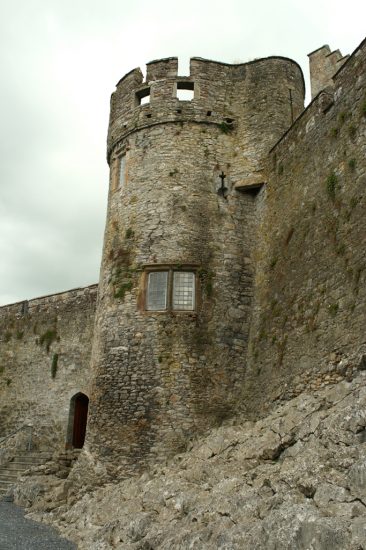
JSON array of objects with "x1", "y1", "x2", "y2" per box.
[{"x1": 326, "y1": 173, "x2": 338, "y2": 200}]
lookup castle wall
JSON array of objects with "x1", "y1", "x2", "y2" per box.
[
  {"x1": 246, "y1": 38, "x2": 366, "y2": 415},
  {"x1": 0, "y1": 285, "x2": 97, "y2": 450},
  {"x1": 85, "y1": 56, "x2": 304, "y2": 474}
]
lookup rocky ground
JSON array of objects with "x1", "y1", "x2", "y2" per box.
[{"x1": 13, "y1": 372, "x2": 366, "y2": 549}]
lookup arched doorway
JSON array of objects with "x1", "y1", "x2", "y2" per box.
[{"x1": 67, "y1": 393, "x2": 89, "y2": 449}]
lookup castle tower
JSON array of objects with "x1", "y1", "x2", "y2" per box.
[
  {"x1": 308, "y1": 45, "x2": 349, "y2": 99},
  {"x1": 85, "y1": 56, "x2": 305, "y2": 475}
]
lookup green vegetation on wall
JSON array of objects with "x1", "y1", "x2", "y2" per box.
[
  {"x1": 51, "y1": 353, "x2": 59, "y2": 379},
  {"x1": 326, "y1": 173, "x2": 338, "y2": 200},
  {"x1": 39, "y1": 329, "x2": 58, "y2": 352}
]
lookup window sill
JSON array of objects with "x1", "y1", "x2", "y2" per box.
[{"x1": 143, "y1": 310, "x2": 197, "y2": 317}]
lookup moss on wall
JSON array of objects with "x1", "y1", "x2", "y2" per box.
[{"x1": 246, "y1": 38, "x2": 366, "y2": 415}]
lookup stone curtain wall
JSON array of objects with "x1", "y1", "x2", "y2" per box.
[
  {"x1": 246, "y1": 38, "x2": 366, "y2": 415},
  {"x1": 0, "y1": 285, "x2": 97, "y2": 450},
  {"x1": 85, "y1": 56, "x2": 304, "y2": 475}
]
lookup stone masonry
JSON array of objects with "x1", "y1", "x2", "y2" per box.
[
  {"x1": 246, "y1": 37, "x2": 366, "y2": 416},
  {"x1": 1, "y1": 38, "x2": 365, "y2": 482},
  {"x1": 0, "y1": 286, "x2": 97, "y2": 451},
  {"x1": 84, "y1": 55, "x2": 304, "y2": 476}
]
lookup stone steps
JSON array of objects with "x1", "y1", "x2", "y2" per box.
[
  {"x1": 0, "y1": 451, "x2": 52, "y2": 500},
  {"x1": 0, "y1": 472, "x2": 23, "y2": 481}
]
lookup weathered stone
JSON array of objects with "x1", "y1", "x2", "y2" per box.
[
  {"x1": 16, "y1": 375, "x2": 366, "y2": 549},
  {"x1": 348, "y1": 459, "x2": 366, "y2": 499},
  {"x1": 85, "y1": 52, "x2": 305, "y2": 475},
  {"x1": 246, "y1": 37, "x2": 366, "y2": 420},
  {"x1": 0, "y1": 34, "x2": 365, "y2": 550},
  {"x1": 0, "y1": 286, "x2": 97, "y2": 454}
]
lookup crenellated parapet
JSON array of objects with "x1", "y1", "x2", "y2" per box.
[
  {"x1": 308, "y1": 44, "x2": 350, "y2": 99},
  {"x1": 107, "y1": 55, "x2": 305, "y2": 167},
  {"x1": 108, "y1": 57, "x2": 228, "y2": 161}
]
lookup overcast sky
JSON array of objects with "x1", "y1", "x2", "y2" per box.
[{"x1": 0, "y1": 0, "x2": 365, "y2": 305}]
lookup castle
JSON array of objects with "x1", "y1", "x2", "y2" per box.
[{"x1": 1, "y1": 38, "x2": 365, "y2": 479}]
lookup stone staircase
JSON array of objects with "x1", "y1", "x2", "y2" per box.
[{"x1": 0, "y1": 451, "x2": 51, "y2": 500}]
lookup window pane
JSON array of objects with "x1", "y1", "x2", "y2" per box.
[
  {"x1": 119, "y1": 155, "x2": 126, "y2": 187},
  {"x1": 173, "y1": 272, "x2": 195, "y2": 310},
  {"x1": 147, "y1": 272, "x2": 168, "y2": 311}
]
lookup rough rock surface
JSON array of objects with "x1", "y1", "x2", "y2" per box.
[{"x1": 17, "y1": 373, "x2": 366, "y2": 549}]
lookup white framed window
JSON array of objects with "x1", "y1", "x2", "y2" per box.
[
  {"x1": 145, "y1": 268, "x2": 196, "y2": 312},
  {"x1": 146, "y1": 271, "x2": 168, "y2": 311},
  {"x1": 173, "y1": 272, "x2": 195, "y2": 310}
]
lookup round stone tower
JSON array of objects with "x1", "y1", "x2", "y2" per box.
[{"x1": 86, "y1": 55, "x2": 304, "y2": 475}]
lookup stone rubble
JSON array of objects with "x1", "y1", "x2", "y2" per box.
[{"x1": 14, "y1": 372, "x2": 366, "y2": 549}]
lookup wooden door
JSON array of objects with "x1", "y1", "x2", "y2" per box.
[{"x1": 72, "y1": 394, "x2": 89, "y2": 448}]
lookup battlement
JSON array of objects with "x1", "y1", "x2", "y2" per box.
[
  {"x1": 308, "y1": 44, "x2": 349, "y2": 99},
  {"x1": 107, "y1": 55, "x2": 305, "y2": 162},
  {"x1": 0, "y1": 284, "x2": 98, "y2": 319},
  {"x1": 146, "y1": 57, "x2": 179, "y2": 80}
]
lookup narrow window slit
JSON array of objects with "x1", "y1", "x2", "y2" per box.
[{"x1": 118, "y1": 154, "x2": 126, "y2": 188}]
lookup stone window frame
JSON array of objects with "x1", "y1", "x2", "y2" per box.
[
  {"x1": 118, "y1": 153, "x2": 126, "y2": 188},
  {"x1": 111, "y1": 148, "x2": 127, "y2": 192},
  {"x1": 175, "y1": 81, "x2": 195, "y2": 101},
  {"x1": 135, "y1": 87, "x2": 151, "y2": 106},
  {"x1": 143, "y1": 264, "x2": 199, "y2": 313}
]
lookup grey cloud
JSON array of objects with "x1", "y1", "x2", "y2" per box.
[{"x1": 0, "y1": 0, "x2": 365, "y2": 305}]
